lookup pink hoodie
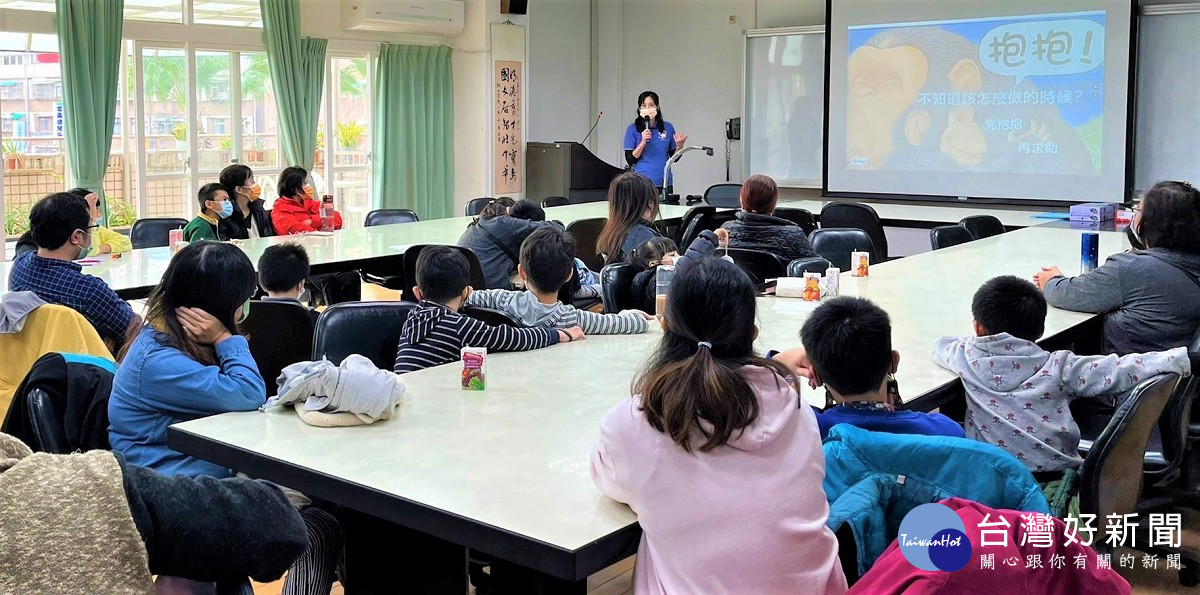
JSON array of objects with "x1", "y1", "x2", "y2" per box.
[{"x1": 591, "y1": 365, "x2": 847, "y2": 594}]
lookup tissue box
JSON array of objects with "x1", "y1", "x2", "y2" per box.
[{"x1": 1069, "y1": 202, "x2": 1117, "y2": 222}]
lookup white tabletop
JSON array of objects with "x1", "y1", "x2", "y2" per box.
[
  {"x1": 777, "y1": 197, "x2": 1052, "y2": 228},
  {"x1": 0, "y1": 202, "x2": 696, "y2": 298},
  {"x1": 171, "y1": 223, "x2": 1129, "y2": 578}
]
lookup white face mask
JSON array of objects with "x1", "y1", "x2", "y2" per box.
[{"x1": 639, "y1": 106, "x2": 658, "y2": 119}]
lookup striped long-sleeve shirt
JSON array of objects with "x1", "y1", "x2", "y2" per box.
[
  {"x1": 394, "y1": 301, "x2": 561, "y2": 373},
  {"x1": 465, "y1": 289, "x2": 647, "y2": 335}
]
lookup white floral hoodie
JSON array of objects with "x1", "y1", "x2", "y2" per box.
[{"x1": 934, "y1": 333, "x2": 1190, "y2": 472}]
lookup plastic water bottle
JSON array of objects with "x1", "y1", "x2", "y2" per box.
[
  {"x1": 655, "y1": 264, "x2": 676, "y2": 320},
  {"x1": 320, "y1": 194, "x2": 334, "y2": 232}
]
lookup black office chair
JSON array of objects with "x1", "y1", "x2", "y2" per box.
[
  {"x1": 809, "y1": 229, "x2": 877, "y2": 271},
  {"x1": 365, "y1": 209, "x2": 420, "y2": 226},
  {"x1": 678, "y1": 211, "x2": 736, "y2": 250},
  {"x1": 566, "y1": 217, "x2": 607, "y2": 271},
  {"x1": 243, "y1": 301, "x2": 316, "y2": 396},
  {"x1": 673, "y1": 206, "x2": 715, "y2": 247},
  {"x1": 787, "y1": 256, "x2": 832, "y2": 277},
  {"x1": 773, "y1": 207, "x2": 818, "y2": 235},
  {"x1": 599, "y1": 262, "x2": 640, "y2": 313},
  {"x1": 724, "y1": 248, "x2": 790, "y2": 286},
  {"x1": 929, "y1": 225, "x2": 975, "y2": 250},
  {"x1": 13, "y1": 231, "x2": 36, "y2": 259},
  {"x1": 541, "y1": 196, "x2": 570, "y2": 208},
  {"x1": 820, "y1": 202, "x2": 888, "y2": 261},
  {"x1": 312, "y1": 301, "x2": 418, "y2": 371},
  {"x1": 400, "y1": 245, "x2": 487, "y2": 303},
  {"x1": 2, "y1": 352, "x2": 115, "y2": 454},
  {"x1": 703, "y1": 183, "x2": 742, "y2": 208},
  {"x1": 959, "y1": 215, "x2": 1006, "y2": 239},
  {"x1": 130, "y1": 217, "x2": 188, "y2": 249},
  {"x1": 26, "y1": 388, "x2": 72, "y2": 454},
  {"x1": 465, "y1": 197, "x2": 494, "y2": 217},
  {"x1": 462, "y1": 305, "x2": 519, "y2": 327}
]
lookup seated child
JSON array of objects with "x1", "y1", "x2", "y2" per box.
[
  {"x1": 629, "y1": 237, "x2": 678, "y2": 313},
  {"x1": 934, "y1": 275, "x2": 1191, "y2": 473},
  {"x1": 591, "y1": 256, "x2": 846, "y2": 593},
  {"x1": 778, "y1": 296, "x2": 964, "y2": 440},
  {"x1": 258, "y1": 242, "x2": 320, "y2": 325},
  {"x1": 69, "y1": 187, "x2": 131, "y2": 254},
  {"x1": 465, "y1": 227, "x2": 650, "y2": 334},
  {"x1": 509, "y1": 200, "x2": 602, "y2": 304},
  {"x1": 182, "y1": 183, "x2": 233, "y2": 242},
  {"x1": 394, "y1": 246, "x2": 584, "y2": 373}
]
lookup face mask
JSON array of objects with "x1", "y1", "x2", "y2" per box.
[
  {"x1": 74, "y1": 230, "x2": 92, "y2": 260},
  {"x1": 247, "y1": 184, "x2": 262, "y2": 201},
  {"x1": 303, "y1": 184, "x2": 315, "y2": 201},
  {"x1": 639, "y1": 106, "x2": 658, "y2": 119},
  {"x1": 240, "y1": 299, "x2": 251, "y2": 322},
  {"x1": 216, "y1": 200, "x2": 234, "y2": 219},
  {"x1": 1127, "y1": 222, "x2": 1145, "y2": 250}
]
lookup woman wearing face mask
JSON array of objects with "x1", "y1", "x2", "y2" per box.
[
  {"x1": 270, "y1": 166, "x2": 343, "y2": 235},
  {"x1": 1034, "y1": 181, "x2": 1200, "y2": 354},
  {"x1": 181, "y1": 183, "x2": 233, "y2": 242},
  {"x1": 218, "y1": 164, "x2": 275, "y2": 239},
  {"x1": 624, "y1": 91, "x2": 688, "y2": 196}
]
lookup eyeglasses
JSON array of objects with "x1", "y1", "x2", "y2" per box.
[{"x1": 78, "y1": 224, "x2": 99, "y2": 235}]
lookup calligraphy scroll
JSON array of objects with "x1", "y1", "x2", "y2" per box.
[{"x1": 494, "y1": 60, "x2": 523, "y2": 194}]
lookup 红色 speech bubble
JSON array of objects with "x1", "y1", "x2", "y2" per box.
[{"x1": 978, "y1": 18, "x2": 1105, "y2": 85}]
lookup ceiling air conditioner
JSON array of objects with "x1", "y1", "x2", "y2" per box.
[{"x1": 342, "y1": 0, "x2": 465, "y2": 36}]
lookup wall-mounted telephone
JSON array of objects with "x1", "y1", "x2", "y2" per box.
[{"x1": 725, "y1": 117, "x2": 741, "y2": 140}]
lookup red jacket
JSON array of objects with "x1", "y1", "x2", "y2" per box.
[
  {"x1": 849, "y1": 498, "x2": 1129, "y2": 595},
  {"x1": 270, "y1": 196, "x2": 343, "y2": 235}
]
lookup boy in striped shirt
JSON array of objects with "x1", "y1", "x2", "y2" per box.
[
  {"x1": 465, "y1": 227, "x2": 652, "y2": 335},
  {"x1": 394, "y1": 246, "x2": 585, "y2": 373}
]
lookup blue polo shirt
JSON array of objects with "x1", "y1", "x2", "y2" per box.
[
  {"x1": 813, "y1": 405, "x2": 966, "y2": 440},
  {"x1": 624, "y1": 121, "x2": 677, "y2": 187}
]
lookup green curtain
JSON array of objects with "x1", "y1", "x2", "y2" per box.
[
  {"x1": 260, "y1": 0, "x2": 326, "y2": 171},
  {"x1": 373, "y1": 44, "x2": 454, "y2": 219},
  {"x1": 55, "y1": 0, "x2": 124, "y2": 222}
]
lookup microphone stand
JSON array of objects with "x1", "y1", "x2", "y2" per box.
[{"x1": 661, "y1": 145, "x2": 715, "y2": 204}]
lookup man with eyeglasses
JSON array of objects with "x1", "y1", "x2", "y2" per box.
[{"x1": 8, "y1": 192, "x2": 136, "y2": 349}]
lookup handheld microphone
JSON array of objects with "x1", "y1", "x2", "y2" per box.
[{"x1": 580, "y1": 111, "x2": 603, "y2": 145}]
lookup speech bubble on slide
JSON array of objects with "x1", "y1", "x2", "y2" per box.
[{"x1": 978, "y1": 19, "x2": 1105, "y2": 85}]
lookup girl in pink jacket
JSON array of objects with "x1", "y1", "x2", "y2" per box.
[{"x1": 591, "y1": 256, "x2": 847, "y2": 594}]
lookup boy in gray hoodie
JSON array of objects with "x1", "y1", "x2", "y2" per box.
[{"x1": 933, "y1": 275, "x2": 1191, "y2": 474}]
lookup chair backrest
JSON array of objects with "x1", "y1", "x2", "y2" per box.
[
  {"x1": 673, "y1": 206, "x2": 716, "y2": 246},
  {"x1": 724, "y1": 248, "x2": 790, "y2": 285},
  {"x1": 1147, "y1": 327, "x2": 1200, "y2": 488},
  {"x1": 130, "y1": 217, "x2": 188, "y2": 249},
  {"x1": 959, "y1": 215, "x2": 1006, "y2": 239},
  {"x1": 541, "y1": 196, "x2": 570, "y2": 208},
  {"x1": 14, "y1": 231, "x2": 36, "y2": 259},
  {"x1": 809, "y1": 228, "x2": 878, "y2": 271},
  {"x1": 599, "y1": 262, "x2": 640, "y2": 313},
  {"x1": 703, "y1": 183, "x2": 742, "y2": 208},
  {"x1": 820, "y1": 202, "x2": 888, "y2": 260},
  {"x1": 929, "y1": 225, "x2": 975, "y2": 250},
  {"x1": 243, "y1": 301, "x2": 316, "y2": 396},
  {"x1": 679, "y1": 210, "x2": 737, "y2": 250},
  {"x1": 464, "y1": 197, "x2": 494, "y2": 217},
  {"x1": 565, "y1": 217, "x2": 608, "y2": 271},
  {"x1": 365, "y1": 209, "x2": 420, "y2": 227},
  {"x1": 787, "y1": 256, "x2": 833, "y2": 277},
  {"x1": 312, "y1": 301, "x2": 418, "y2": 370},
  {"x1": 27, "y1": 388, "x2": 70, "y2": 454},
  {"x1": 462, "y1": 305, "x2": 520, "y2": 327},
  {"x1": 400, "y1": 245, "x2": 487, "y2": 302},
  {"x1": 1079, "y1": 373, "x2": 1180, "y2": 529},
  {"x1": 773, "y1": 207, "x2": 818, "y2": 235}
]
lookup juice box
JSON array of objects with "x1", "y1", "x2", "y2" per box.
[
  {"x1": 461, "y1": 347, "x2": 487, "y2": 390},
  {"x1": 823, "y1": 267, "x2": 840, "y2": 296},
  {"x1": 851, "y1": 252, "x2": 870, "y2": 277},
  {"x1": 802, "y1": 272, "x2": 821, "y2": 301}
]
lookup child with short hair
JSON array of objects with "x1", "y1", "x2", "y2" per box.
[
  {"x1": 182, "y1": 183, "x2": 233, "y2": 242},
  {"x1": 258, "y1": 243, "x2": 319, "y2": 325},
  {"x1": 69, "y1": 187, "x2": 131, "y2": 254},
  {"x1": 779, "y1": 297, "x2": 964, "y2": 440},
  {"x1": 591, "y1": 256, "x2": 846, "y2": 593},
  {"x1": 934, "y1": 275, "x2": 1191, "y2": 473},
  {"x1": 394, "y1": 246, "x2": 584, "y2": 373},
  {"x1": 629, "y1": 237, "x2": 679, "y2": 313},
  {"x1": 507, "y1": 200, "x2": 602, "y2": 305},
  {"x1": 465, "y1": 227, "x2": 650, "y2": 334}
]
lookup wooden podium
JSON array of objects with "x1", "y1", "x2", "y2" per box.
[{"x1": 526, "y1": 142, "x2": 625, "y2": 203}]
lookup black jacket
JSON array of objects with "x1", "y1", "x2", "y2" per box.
[
  {"x1": 220, "y1": 199, "x2": 275, "y2": 240},
  {"x1": 721, "y1": 211, "x2": 817, "y2": 261},
  {"x1": 630, "y1": 230, "x2": 720, "y2": 312},
  {"x1": 2, "y1": 352, "x2": 114, "y2": 453},
  {"x1": 459, "y1": 216, "x2": 562, "y2": 289}
]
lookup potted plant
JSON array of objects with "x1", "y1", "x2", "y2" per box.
[
  {"x1": 336, "y1": 122, "x2": 366, "y2": 165},
  {"x1": 218, "y1": 137, "x2": 232, "y2": 163},
  {"x1": 246, "y1": 137, "x2": 266, "y2": 163},
  {"x1": 314, "y1": 130, "x2": 325, "y2": 166},
  {"x1": 171, "y1": 122, "x2": 187, "y2": 149},
  {"x1": 2, "y1": 138, "x2": 25, "y2": 171}
]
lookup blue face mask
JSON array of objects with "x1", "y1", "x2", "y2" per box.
[{"x1": 216, "y1": 200, "x2": 234, "y2": 219}]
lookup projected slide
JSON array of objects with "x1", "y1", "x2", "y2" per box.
[{"x1": 826, "y1": 1, "x2": 1132, "y2": 203}]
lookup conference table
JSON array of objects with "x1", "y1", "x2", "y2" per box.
[
  {"x1": 0, "y1": 202, "x2": 695, "y2": 300},
  {"x1": 168, "y1": 221, "x2": 1129, "y2": 593}
]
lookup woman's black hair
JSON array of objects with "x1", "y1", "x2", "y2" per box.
[
  {"x1": 633, "y1": 90, "x2": 666, "y2": 133},
  {"x1": 145, "y1": 241, "x2": 258, "y2": 366},
  {"x1": 219, "y1": 164, "x2": 254, "y2": 198},
  {"x1": 634, "y1": 257, "x2": 792, "y2": 452},
  {"x1": 596, "y1": 172, "x2": 660, "y2": 265},
  {"x1": 467, "y1": 197, "x2": 516, "y2": 227},
  {"x1": 277, "y1": 167, "x2": 309, "y2": 202},
  {"x1": 1139, "y1": 181, "x2": 1200, "y2": 254}
]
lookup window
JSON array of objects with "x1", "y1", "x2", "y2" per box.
[
  {"x1": 0, "y1": 81, "x2": 21, "y2": 99},
  {"x1": 34, "y1": 115, "x2": 51, "y2": 133},
  {"x1": 207, "y1": 117, "x2": 228, "y2": 135},
  {"x1": 1, "y1": 117, "x2": 11, "y2": 133},
  {"x1": 193, "y1": 0, "x2": 262, "y2": 27},
  {"x1": 0, "y1": 54, "x2": 23, "y2": 66},
  {"x1": 317, "y1": 55, "x2": 373, "y2": 226},
  {"x1": 30, "y1": 82, "x2": 56, "y2": 99},
  {"x1": 240, "y1": 52, "x2": 277, "y2": 171},
  {"x1": 0, "y1": 0, "x2": 258, "y2": 26}
]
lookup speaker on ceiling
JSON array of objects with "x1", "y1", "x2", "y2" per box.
[{"x1": 501, "y1": 0, "x2": 528, "y2": 15}]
